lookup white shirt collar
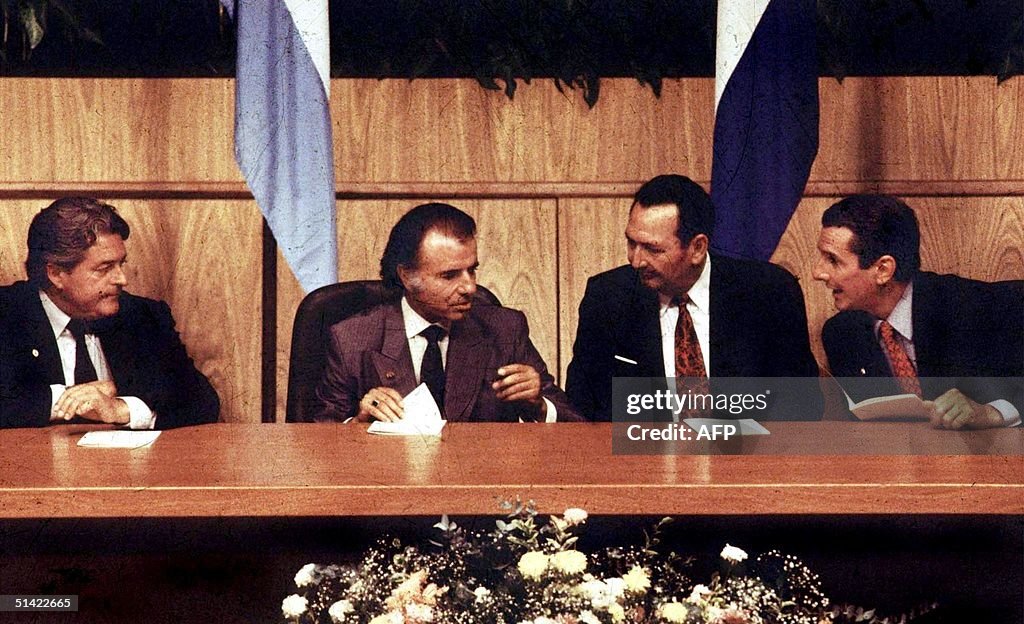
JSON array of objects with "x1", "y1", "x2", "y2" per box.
[
  {"x1": 39, "y1": 290, "x2": 73, "y2": 340},
  {"x1": 659, "y1": 254, "x2": 712, "y2": 313},
  {"x1": 401, "y1": 296, "x2": 442, "y2": 339},
  {"x1": 875, "y1": 280, "x2": 915, "y2": 340}
]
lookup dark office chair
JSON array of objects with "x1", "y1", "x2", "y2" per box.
[{"x1": 286, "y1": 280, "x2": 500, "y2": 422}]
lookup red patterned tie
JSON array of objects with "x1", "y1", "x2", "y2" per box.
[
  {"x1": 878, "y1": 321, "x2": 922, "y2": 397},
  {"x1": 674, "y1": 295, "x2": 709, "y2": 414}
]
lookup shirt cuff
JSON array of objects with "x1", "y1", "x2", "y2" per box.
[
  {"x1": 121, "y1": 396, "x2": 156, "y2": 430},
  {"x1": 988, "y1": 400, "x2": 1021, "y2": 427},
  {"x1": 49, "y1": 384, "x2": 66, "y2": 421},
  {"x1": 543, "y1": 397, "x2": 558, "y2": 423}
]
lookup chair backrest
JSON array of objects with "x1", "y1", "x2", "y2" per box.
[{"x1": 285, "y1": 280, "x2": 500, "y2": 422}]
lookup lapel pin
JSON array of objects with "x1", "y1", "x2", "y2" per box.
[
  {"x1": 859, "y1": 368, "x2": 866, "y2": 375},
  {"x1": 385, "y1": 371, "x2": 396, "y2": 380},
  {"x1": 32, "y1": 349, "x2": 40, "y2": 358}
]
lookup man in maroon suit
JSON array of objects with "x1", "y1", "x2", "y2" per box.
[{"x1": 313, "y1": 203, "x2": 579, "y2": 423}]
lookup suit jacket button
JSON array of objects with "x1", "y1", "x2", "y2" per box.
[{"x1": 32, "y1": 349, "x2": 39, "y2": 358}]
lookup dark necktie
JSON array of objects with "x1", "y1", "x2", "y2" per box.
[
  {"x1": 420, "y1": 325, "x2": 446, "y2": 412},
  {"x1": 67, "y1": 319, "x2": 98, "y2": 385},
  {"x1": 879, "y1": 321, "x2": 922, "y2": 397},
  {"x1": 674, "y1": 295, "x2": 709, "y2": 415}
]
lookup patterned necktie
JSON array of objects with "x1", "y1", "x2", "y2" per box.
[
  {"x1": 674, "y1": 295, "x2": 709, "y2": 414},
  {"x1": 67, "y1": 319, "x2": 98, "y2": 385},
  {"x1": 420, "y1": 325, "x2": 446, "y2": 412},
  {"x1": 878, "y1": 320, "x2": 922, "y2": 397}
]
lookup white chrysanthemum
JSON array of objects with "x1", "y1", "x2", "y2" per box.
[
  {"x1": 578, "y1": 610, "x2": 601, "y2": 624},
  {"x1": 328, "y1": 599, "x2": 354, "y2": 623},
  {"x1": 658, "y1": 601, "x2": 689, "y2": 623},
  {"x1": 517, "y1": 551, "x2": 550, "y2": 580},
  {"x1": 473, "y1": 586, "x2": 491, "y2": 602},
  {"x1": 622, "y1": 565, "x2": 651, "y2": 594},
  {"x1": 281, "y1": 594, "x2": 308, "y2": 619},
  {"x1": 604, "y1": 577, "x2": 626, "y2": 599},
  {"x1": 577, "y1": 579, "x2": 612, "y2": 609},
  {"x1": 551, "y1": 550, "x2": 588, "y2": 575},
  {"x1": 720, "y1": 544, "x2": 748, "y2": 563},
  {"x1": 294, "y1": 563, "x2": 316, "y2": 588},
  {"x1": 689, "y1": 583, "x2": 712, "y2": 602},
  {"x1": 563, "y1": 507, "x2": 589, "y2": 525},
  {"x1": 607, "y1": 603, "x2": 626, "y2": 622}
]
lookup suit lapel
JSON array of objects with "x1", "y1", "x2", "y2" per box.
[
  {"x1": 909, "y1": 274, "x2": 942, "y2": 377},
  {"x1": 369, "y1": 304, "x2": 417, "y2": 395},
  {"x1": 443, "y1": 317, "x2": 487, "y2": 422},
  {"x1": 22, "y1": 290, "x2": 65, "y2": 383},
  {"x1": 93, "y1": 304, "x2": 131, "y2": 386},
  {"x1": 624, "y1": 279, "x2": 664, "y2": 377},
  {"x1": 708, "y1": 257, "x2": 732, "y2": 376}
]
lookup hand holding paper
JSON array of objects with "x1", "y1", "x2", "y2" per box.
[{"x1": 367, "y1": 384, "x2": 446, "y2": 436}]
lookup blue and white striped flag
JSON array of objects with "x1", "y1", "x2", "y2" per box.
[
  {"x1": 224, "y1": 0, "x2": 338, "y2": 292},
  {"x1": 711, "y1": 0, "x2": 819, "y2": 261}
]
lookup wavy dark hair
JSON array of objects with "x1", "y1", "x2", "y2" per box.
[
  {"x1": 26, "y1": 197, "x2": 130, "y2": 290},
  {"x1": 380, "y1": 203, "x2": 476, "y2": 291},
  {"x1": 822, "y1": 194, "x2": 921, "y2": 282}
]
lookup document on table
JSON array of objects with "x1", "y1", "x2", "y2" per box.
[
  {"x1": 367, "y1": 383, "x2": 446, "y2": 436},
  {"x1": 77, "y1": 430, "x2": 161, "y2": 448},
  {"x1": 683, "y1": 418, "x2": 770, "y2": 436}
]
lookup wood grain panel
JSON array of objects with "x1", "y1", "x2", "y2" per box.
[
  {"x1": 2, "y1": 76, "x2": 1020, "y2": 189},
  {"x1": 814, "y1": 77, "x2": 1024, "y2": 183},
  {"x1": 0, "y1": 79, "x2": 237, "y2": 184},
  {"x1": 0, "y1": 199, "x2": 262, "y2": 424},
  {"x1": 275, "y1": 199, "x2": 559, "y2": 422},
  {"x1": 331, "y1": 78, "x2": 715, "y2": 184},
  {"x1": 775, "y1": 196, "x2": 1024, "y2": 369}
]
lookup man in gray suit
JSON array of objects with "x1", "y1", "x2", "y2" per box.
[{"x1": 313, "y1": 203, "x2": 580, "y2": 423}]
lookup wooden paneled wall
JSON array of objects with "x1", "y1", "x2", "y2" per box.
[{"x1": 2, "y1": 77, "x2": 1021, "y2": 422}]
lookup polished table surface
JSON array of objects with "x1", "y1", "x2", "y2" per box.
[{"x1": 0, "y1": 422, "x2": 1021, "y2": 518}]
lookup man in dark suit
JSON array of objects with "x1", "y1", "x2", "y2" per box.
[
  {"x1": 313, "y1": 203, "x2": 580, "y2": 423},
  {"x1": 566, "y1": 174, "x2": 821, "y2": 421},
  {"x1": 816, "y1": 194, "x2": 1022, "y2": 429},
  {"x1": 0, "y1": 197, "x2": 219, "y2": 429}
]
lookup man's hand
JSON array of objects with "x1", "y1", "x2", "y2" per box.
[
  {"x1": 356, "y1": 387, "x2": 404, "y2": 423},
  {"x1": 927, "y1": 388, "x2": 1004, "y2": 430},
  {"x1": 492, "y1": 363, "x2": 547, "y2": 418},
  {"x1": 52, "y1": 381, "x2": 130, "y2": 425}
]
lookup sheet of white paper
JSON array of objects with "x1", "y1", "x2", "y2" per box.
[
  {"x1": 367, "y1": 383, "x2": 446, "y2": 436},
  {"x1": 77, "y1": 431, "x2": 161, "y2": 449},
  {"x1": 683, "y1": 418, "x2": 770, "y2": 436}
]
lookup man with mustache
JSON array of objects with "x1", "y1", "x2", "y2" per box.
[
  {"x1": 566, "y1": 174, "x2": 821, "y2": 421},
  {"x1": 0, "y1": 197, "x2": 219, "y2": 429},
  {"x1": 313, "y1": 202, "x2": 579, "y2": 423},
  {"x1": 815, "y1": 194, "x2": 1022, "y2": 429}
]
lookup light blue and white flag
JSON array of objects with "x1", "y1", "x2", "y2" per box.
[
  {"x1": 711, "y1": 0, "x2": 819, "y2": 261},
  {"x1": 224, "y1": 0, "x2": 337, "y2": 292}
]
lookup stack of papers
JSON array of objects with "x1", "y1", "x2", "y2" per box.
[{"x1": 367, "y1": 384, "x2": 446, "y2": 436}]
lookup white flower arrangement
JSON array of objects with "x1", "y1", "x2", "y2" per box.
[
  {"x1": 281, "y1": 594, "x2": 308, "y2": 620},
  {"x1": 720, "y1": 544, "x2": 749, "y2": 564},
  {"x1": 277, "y1": 499, "x2": 935, "y2": 624}
]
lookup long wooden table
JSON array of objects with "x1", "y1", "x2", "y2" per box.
[{"x1": 0, "y1": 422, "x2": 1021, "y2": 518}]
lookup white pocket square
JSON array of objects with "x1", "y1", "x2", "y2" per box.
[{"x1": 613, "y1": 354, "x2": 638, "y2": 365}]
